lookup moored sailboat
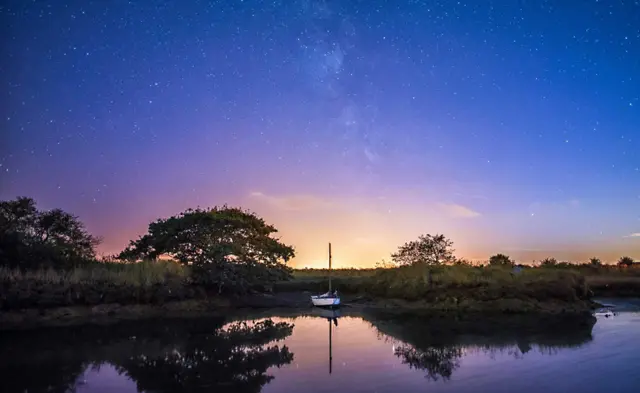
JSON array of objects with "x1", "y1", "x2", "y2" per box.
[{"x1": 310, "y1": 243, "x2": 341, "y2": 308}]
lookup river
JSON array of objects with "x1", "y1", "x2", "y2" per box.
[{"x1": 1, "y1": 299, "x2": 639, "y2": 393}]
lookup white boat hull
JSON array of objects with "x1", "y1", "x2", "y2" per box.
[
  {"x1": 594, "y1": 309, "x2": 615, "y2": 317},
  {"x1": 311, "y1": 296, "x2": 341, "y2": 307}
]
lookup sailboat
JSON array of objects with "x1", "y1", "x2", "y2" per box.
[{"x1": 310, "y1": 243, "x2": 341, "y2": 307}]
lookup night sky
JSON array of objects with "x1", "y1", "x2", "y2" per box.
[{"x1": 1, "y1": 1, "x2": 639, "y2": 266}]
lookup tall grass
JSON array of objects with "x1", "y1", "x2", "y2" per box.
[
  {"x1": 0, "y1": 260, "x2": 188, "y2": 287},
  {"x1": 293, "y1": 268, "x2": 377, "y2": 280},
  {"x1": 282, "y1": 264, "x2": 592, "y2": 311},
  {"x1": 0, "y1": 261, "x2": 195, "y2": 310}
]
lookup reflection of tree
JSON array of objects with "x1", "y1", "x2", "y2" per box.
[
  {"x1": 367, "y1": 312, "x2": 595, "y2": 382},
  {"x1": 0, "y1": 360, "x2": 86, "y2": 393},
  {"x1": 116, "y1": 320, "x2": 293, "y2": 393},
  {"x1": 0, "y1": 318, "x2": 293, "y2": 393},
  {"x1": 394, "y1": 345, "x2": 462, "y2": 381}
]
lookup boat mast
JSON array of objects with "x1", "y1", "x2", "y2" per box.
[{"x1": 328, "y1": 242, "x2": 332, "y2": 293}]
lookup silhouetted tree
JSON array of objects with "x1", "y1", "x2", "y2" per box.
[
  {"x1": 540, "y1": 257, "x2": 558, "y2": 267},
  {"x1": 391, "y1": 234, "x2": 455, "y2": 266},
  {"x1": 618, "y1": 256, "x2": 634, "y2": 267},
  {"x1": 589, "y1": 257, "x2": 602, "y2": 266},
  {"x1": 118, "y1": 206, "x2": 295, "y2": 293},
  {"x1": 0, "y1": 197, "x2": 100, "y2": 269},
  {"x1": 454, "y1": 257, "x2": 473, "y2": 266},
  {"x1": 489, "y1": 253, "x2": 514, "y2": 267}
]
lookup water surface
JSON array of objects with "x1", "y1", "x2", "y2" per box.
[{"x1": 1, "y1": 304, "x2": 639, "y2": 393}]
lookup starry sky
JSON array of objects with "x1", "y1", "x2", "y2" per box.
[{"x1": 1, "y1": 0, "x2": 639, "y2": 267}]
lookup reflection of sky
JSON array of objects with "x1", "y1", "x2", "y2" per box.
[
  {"x1": 260, "y1": 314, "x2": 640, "y2": 393},
  {"x1": 2, "y1": 1, "x2": 640, "y2": 266},
  {"x1": 72, "y1": 313, "x2": 640, "y2": 393},
  {"x1": 76, "y1": 364, "x2": 137, "y2": 393}
]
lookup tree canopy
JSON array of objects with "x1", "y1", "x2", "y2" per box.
[
  {"x1": 0, "y1": 197, "x2": 100, "y2": 269},
  {"x1": 618, "y1": 256, "x2": 634, "y2": 267},
  {"x1": 540, "y1": 257, "x2": 558, "y2": 267},
  {"x1": 489, "y1": 253, "x2": 514, "y2": 267},
  {"x1": 118, "y1": 206, "x2": 295, "y2": 292},
  {"x1": 391, "y1": 234, "x2": 455, "y2": 266}
]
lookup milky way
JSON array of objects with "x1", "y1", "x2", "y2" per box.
[{"x1": 1, "y1": 1, "x2": 639, "y2": 265}]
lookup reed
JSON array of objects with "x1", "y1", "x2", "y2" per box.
[{"x1": 0, "y1": 261, "x2": 194, "y2": 310}]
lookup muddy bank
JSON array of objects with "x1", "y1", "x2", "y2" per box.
[{"x1": 0, "y1": 290, "x2": 598, "y2": 330}]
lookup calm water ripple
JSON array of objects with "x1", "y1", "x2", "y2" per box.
[{"x1": 1, "y1": 304, "x2": 639, "y2": 393}]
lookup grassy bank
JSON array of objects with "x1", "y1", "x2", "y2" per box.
[
  {"x1": 280, "y1": 265, "x2": 595, "y2": 313},
  {"x1": 3, "y1": 261, "x2": 638, "y2": 319},
  {"x1": 289, "y1": 265, "x2": 640, "y2": 298},
  {"x1": 0, "y1": 261, "x2": 201, "y2": 310}
]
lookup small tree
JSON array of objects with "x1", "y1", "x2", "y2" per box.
[
  {"x1": 589, "y1": 257, "x2": 602, "y2": 267},
  {"x1": 454, "y1": 257, "x2": 473, "y2": 266},
  {"x1": 540, "y1": 257, "x2": 558, "y2": 267},
  {"x1": 391, "y1": 234, "x2": 455, "y2": 266},
  {"x1": 618, "y1": 256, "x2": 634, "y2": 268},
  {"x1": 0, "y1": 197, "x2": 100, "y2": 269},
  {"x1": 118, "y1": 206, "x2": 295, "y2": 293},
  {"x1": 489, "y1": 253, "x2": 514, "y2": 267}
]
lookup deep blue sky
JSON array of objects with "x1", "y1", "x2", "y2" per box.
[{"x1": 1, "y1": 1, "x2": 639, "y2": 265}]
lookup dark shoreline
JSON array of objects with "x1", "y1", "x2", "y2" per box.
[{"x1": 0, "y1": 291, "x2": 599, "y2": 331}]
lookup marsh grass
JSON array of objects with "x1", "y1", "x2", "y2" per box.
[
  {"x1": 0, "y1": 261, "x2": 195, "y2": 310},
  {"x1": 0, "y1": 260, "x2": 188, "y2": 286},
  {"x1": 282, "y1": 265, "x2": 593, "y2": 311}
]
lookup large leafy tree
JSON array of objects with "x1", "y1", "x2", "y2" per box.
[
  {"x1": 118, "y1": 206, "x2": 295, "y2": 292},
  {"x1": 0, "y1": 197, "x2": 100, "y2": 269},
  {"x1": 489, "y1": 253, "x2": 514, "y2": 267},
  {"x1": 391, "y1": 234, "x2": 455, "y2": 266}
]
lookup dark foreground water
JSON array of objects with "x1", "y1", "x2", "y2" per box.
[{"x1": 1, "y1": 300, "x2": 639, "y2": 393}]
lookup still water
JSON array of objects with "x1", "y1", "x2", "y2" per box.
[{"x1": 1, "y1": 301, "x2": 639, "y2": 393}]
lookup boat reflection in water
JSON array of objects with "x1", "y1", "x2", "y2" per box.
[{"x1": 312, "y1": 307, "x2": 342, "y2": 374}]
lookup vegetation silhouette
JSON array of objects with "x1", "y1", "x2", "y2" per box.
[
  {"x1": 618, "y1": 256, "x2": 635, "y2": 267},
  {"x1": 0, "y1": 197, "x2": 100, "y2": 269},
  {"x1": 1, "y1": 196, "x2": 639, "y2": 314},
  {"x1": 118, "y1": 206, "x2": 295, "y2": 294},
  {"x1": 391, "y1": 234, "x2": 455, "y2": 266},
  {"x1": 489, "y1": 253, "x2": 514, "y2": 266},
  {"x1": 0, "y1": 317, "x2": 294, "y2": 393}
]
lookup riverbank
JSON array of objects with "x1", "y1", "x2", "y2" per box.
[
  {"x1": 0, "y1": 291, "x2": 599, "y2": 330},
  {"x1": 586, "y1": 275, "x2": 640, "y2": 297},
  {"x1": 1, "y1": 263, "x2": 627, "y2": 329}
]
